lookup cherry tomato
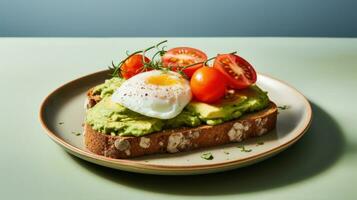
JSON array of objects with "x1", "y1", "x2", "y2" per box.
[
  {"x1": 162, "y1": 47, "x2": 207, "y2": 78},
  {"x1": 213, "y1": 54, "x2": 257, "y2": 89},
  {"x1": 190, "y1": 67, "x2": 227, "y2": 103},
  {"x1": 121, "y1": 54, "x2": 151, "y2": 79}
]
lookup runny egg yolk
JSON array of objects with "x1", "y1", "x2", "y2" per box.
[{"x1": 146, "y1": 74, "x2": 181, "y2": 86}]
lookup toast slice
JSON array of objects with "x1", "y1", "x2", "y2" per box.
[{"x1": 84, "y1": 88, "x2": 278, "y2": 158}]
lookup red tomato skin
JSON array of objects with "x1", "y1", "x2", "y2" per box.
[
  {"x1": 182, "y1": 64, "x2": 203, "y2": 78},
  {"x1": 213, "y1": 54, "x2": 257, "y2": 89},
  {"x1": 162, "y1": 47, "x2": 207, "y2": 78},
  {"x1": 190, "y1": 67, "x2": 227, "y2": 103},
  {"x1": 121, "y1": 54, "x2": 150, "y2": 79}
]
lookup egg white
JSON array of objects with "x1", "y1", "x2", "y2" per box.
[{"x1": 111, "y1": 70, "x2": 192, "y2": 119}]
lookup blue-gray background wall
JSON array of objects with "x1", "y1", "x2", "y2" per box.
[{"x1": 0, "y1": 0, "x2": 356, "y2": 37}]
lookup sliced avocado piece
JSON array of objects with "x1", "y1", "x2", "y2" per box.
[
  {"x1": 187, "y1": 85, "x2": 269, "y2": 123},
  {"x1": 188, "y1": 96, "x2": 247, "y2": 119}
]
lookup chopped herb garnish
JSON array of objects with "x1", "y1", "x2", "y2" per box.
[
  {"x1": 256, "y1": 141, "x2": 264, "y2": 146},
  {"x1": 278, "y1": 105, "x2": 290, "y2": 110},
  {"x1": 201, "y1": 152, "x2": 214, "y2": 160},
  {"x1": 237, "y1": 146, "x2": 252, "y2": 152},
  {"x1": 71, "y1": 131, "x2": 81, "y2": 136},
  {"x1": 223, "y1": 151, "x2": 230, "y2": 155},
  {"x1": 58, "y1": 122, "x2": 64, "y2": 125}
]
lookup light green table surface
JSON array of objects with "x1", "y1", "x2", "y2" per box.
[{"x1": 0, "y1": 38, "x2": 356, "y2": 200}]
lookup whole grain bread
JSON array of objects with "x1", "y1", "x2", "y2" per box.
[{"x1": 84, "y1": 88, "x2": 278, "y2": 158}]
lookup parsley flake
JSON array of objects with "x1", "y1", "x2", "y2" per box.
[
  {"x1": 237, "y1": 146, "x2": 252, "y2": 152},
  {"x1": 278, "y1": 105, "x2": 290, "y2": 110},
  {"x1": 71, "y1": 131, "x2": 81, "y2": 136},
  {"x1": 201, "y1": 152, "x2": 214, "y2": 160}
]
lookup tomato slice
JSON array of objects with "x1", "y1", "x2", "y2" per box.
[
  {"x1": 162, "y1": 47, "x2": 207, "y2": 78},
  {"x1": 121, "y1": 54, "x2": 151, "y2": 79},
  {"x1": 213, "y1": 54, "x2": 257, "y2": 89}
]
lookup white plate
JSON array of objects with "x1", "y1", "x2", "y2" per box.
[{"x1": 40, "y1": 70, "x2": 312, "y2": 175}]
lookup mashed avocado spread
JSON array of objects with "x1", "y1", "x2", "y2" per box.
[{"x1": 86, "y1": 77, "x2": 269, "y2": 136}]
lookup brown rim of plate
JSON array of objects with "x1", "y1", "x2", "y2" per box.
[{"x1": 39, "y1": 70, "x2": 312, "y2": 172}]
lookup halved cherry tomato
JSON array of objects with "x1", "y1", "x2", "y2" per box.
[
  {"x1": 190, "y1": 67, "x2": 227, "y2": 103},
  {"x1": 162, "y1": 47, "x2": 207, "y2": 78},
  {"x1": 121, "y1": 54, "x2": 150, "y2": 79},
  {"x1": 213, "y1": 54, "x2": 257, "y2": 89}
]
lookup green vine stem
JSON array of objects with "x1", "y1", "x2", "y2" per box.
[
  {"x1": 109, "y1": 40, "x2": 168, "y2": 77},
  {"x1": 109, "y1": 41, "x2": 237, "y2": 79}
]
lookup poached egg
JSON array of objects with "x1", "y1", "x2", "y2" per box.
[{"x1": 111, "y1": 70, "x2": 192, "y2": 119}]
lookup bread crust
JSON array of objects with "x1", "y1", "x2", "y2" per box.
[{"x1": 84, "y1": 87, "x2": 277, "y2": 158}]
